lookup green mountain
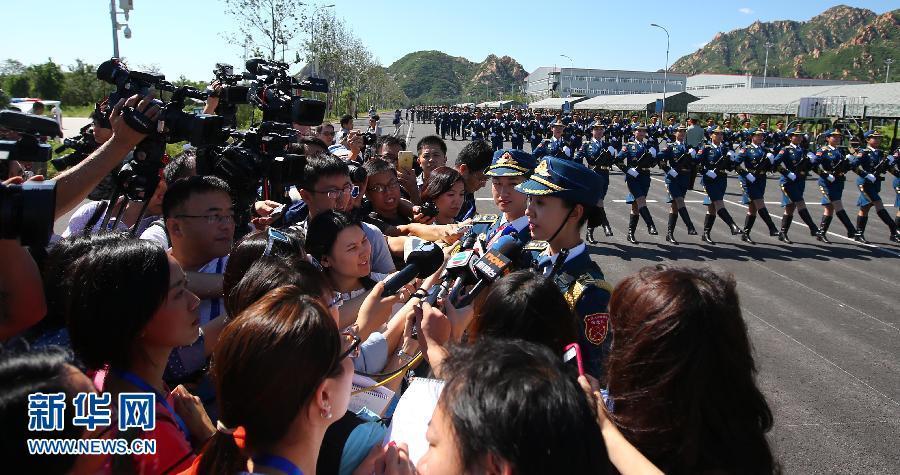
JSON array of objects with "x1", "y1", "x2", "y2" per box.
[
  {"x1": 387, "y1": 51, "x2": 527, "y2": 104},
  {"x1": 671, "y1": 5, "x2": 899, "y2": 82}
]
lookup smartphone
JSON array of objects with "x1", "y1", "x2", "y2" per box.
[
  {"x1": 562, "y1": 343, "x2": 585, "y2": 378},
  {"x1": 397, "y1": 150, "x2": 415, "y2": 172}
]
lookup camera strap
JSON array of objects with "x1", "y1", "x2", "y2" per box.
[{"x1": 122, "y1": 107, "x2": 156, "y2": 135}]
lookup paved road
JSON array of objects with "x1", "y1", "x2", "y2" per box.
[{"x1": 393, "y1": 117, "x2": 900, "y2": 473}]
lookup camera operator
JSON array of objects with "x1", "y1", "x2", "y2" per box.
[
  {"x1": 316, "y1": 122, "x2": 336, "y2": 146},
  {"x1": 139, "y1": 152, "x2": 198, "y2": 248}
]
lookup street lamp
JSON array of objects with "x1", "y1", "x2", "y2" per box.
[
  {"x1": 109, "y1": 0, "x2": 133, "y2": 58},
  {"x1": 885, "y1": 58, "x2": 894, "y2": 83},
  {"x1": 650, "y1": 23, "x2": 670, "y2": 119},
  {"x1": 560, "y1": 55, "x2": 574, "y2": 98},
  {"x1": 762, "y1": 42, "x2": 774, "y2": 88}
]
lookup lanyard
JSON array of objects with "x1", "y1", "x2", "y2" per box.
[
  {"x1": 252, "y1": 454, "x2": 304, "y2": 475},
  {"x1": 113, "y1": 369, "x2": 191, "y2": 442},
  {"x1": 208, "y1": 257, "x2": 225, "y2": 320}
]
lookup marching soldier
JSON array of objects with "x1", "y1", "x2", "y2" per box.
[
  {"x1": 617, "y1": 125, "x2": 659, "y2": 244},
  {"x1": 488, "y1": 110, "x2": 507, "y2": 152},
  {"x1": 468, "y1": 110, "x2": 487, "y2": 142},
  {"x1": 449, "y1": 108, "x2": 461, "y2": 140},
  {"x1": 775, "y1": 129, "x2": 822, "y2": 244},
  {"x1": 528, "y1": 111, "x2": 547, "y2": 151},
  {"x1": 658, "y1": 125, "x2": 699, "y2": 244},
  {"x1": 516, "y1": 157, "x2": 613, "y2": 379},
  {"x1": 434, "y1": 108, "x2": 442, "y2": 134},
  {"x1": 734, "y1": 129, "x2": 782, "y2": 243},
  {"x1": 697, "y1": 126, "x2": 743, "y2": 244},
  {"x1": 509, "y1": 110, "x2": 527, "y2": 151},
  {"x1": 811, "y1": 129, "x2": 858, "y2": 242},
  {"x1": 439, "y1": 107, "x2": 451, "y2": 140},
  {"x1": 533, "y1": 119, "x2": 572, "y2": 160},
  {"x1": 575, "y1": 123, "x2": 617, "y2": 242},
  {"x1": 852, "y1": 130, "x2": 900, "y2": 243}
]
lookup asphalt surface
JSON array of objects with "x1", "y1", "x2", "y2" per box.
[
  {"x1": 52, "y1": 116, "x2": 899, "y2": 472},
  {"x1": 394, "y1": 117, "x2": 900, "y2": 474}
]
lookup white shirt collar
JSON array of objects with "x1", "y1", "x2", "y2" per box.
[{"x1": 545, "y1": 242, "x2": 586, "y2": 273}]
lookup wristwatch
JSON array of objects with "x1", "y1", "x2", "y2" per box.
[{"x1": 396, "y1": 350, "x2": 415, "y2": 364}]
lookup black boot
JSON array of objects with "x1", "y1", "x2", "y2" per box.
[
  {"x1": 779, "y1": 215, "x2": 793, "y2": 244},
  {"x1": 716, "y1": 208, "x2": 742, "y2": 235},
  {"x1": 585, "y1": 207, "x2": 601, "y2": 244},
  {"x1": 854, "y1": 215, "x2": 870, "y2": 244},
  {"x1": 742, "y1": 214, "x2": 756, "y2": 243},
  {"x1": 702, "y1": 214, "x2": 716, "y2": 244},
  {"x1": 836, "y1": 209, "x2": 857, "y2": 237},
  {"x1": 598, "y1": 208, "x2": 613, "y2": 237},
  {"x1": 586, "y1": 227, "x2": 598, "y2": 245},
  {"x1": 758, "y1": 208, "x2": 780, "y2": 236},
  {"x1": 876, "y1": 208, "x2": 900, "y2": 243},
  {"x1": 817, "y1": 214, "x2": 833, "y2": 243},
  {"x1": 627, "y1": 214, "x2": 639, "y2": 244},
  {"x1": 798, "y1": 208, "x2": 820, "y2": 236},
  {"x1": 665, "y1": 213, "x2": 679, "y2": 244},
  {"x1": 678, "y1": 206, "x2": 697, "y2": 235},
  {"x1": 639, "y1": 206, "x2": 658, "y2": 235}
]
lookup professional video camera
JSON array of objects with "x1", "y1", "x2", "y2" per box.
[
  {"x1": 0, "y1": 110, "x2": 60, "y2": 248},
  {"x1": 97, "y1": 58, "x2": 226, "y2": 147},
  {"x1": 207, "y1": 63, "x2": 250, "y2": 128},
  {"x1": 245, "y1": 58, "x2": 328, "y2": 126},
  {"x1": 51, "y1": 123, "x2": 98, "y2": 171},
  {"x1": 0, "y1": 110, "x2": 61, "y2": 163}
]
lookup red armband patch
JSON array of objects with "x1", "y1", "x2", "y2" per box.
[{"x1": 584, "y1": 313, "x2": 610, "y2": 345}]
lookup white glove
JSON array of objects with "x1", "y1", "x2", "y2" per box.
[
  {"x1": 787, "y1": 172, "x2": 797, "y2": 181},
  {"x1": 667, "y1": 169, "x2": 678, "y2": 178},
  {"x1": 563, "y1": 146, "x2": 572, "y2": 157},
  {"x1": 649, "y1": 147, "x2": 658, "y2": 158},
  {"x1": 490, "y1": 132, "x2": 496, "y2": 137},
  {"x1": 865, "y1": 173, "x2": 876, "y2": 183},
  {"x1": 827, "y1": 174, "x2": 836, "y2": 183},
  {"x1": 705, "y1": 170, "x2": 717, "y2": 179},
  {"x1": 607, "y1": 146, "x2": 617, "y2": 155},
  {"x1": 746, "y1": 173, "x2": 756, "y2": 183},
  {"x1": 766, "y1": 152, "x2": 775, "y2": 163},
  {"x1": 627, "y1": 168, "x2": 639, "y2": 178},
  {"x1": 806, "y1": 152, "x2": 817, "y2": 160},
  {"x1": 727, "y1": 150, "x2": 736, "y2": 158},
  {"x1": 688, "y1": 148, "x2": 697, "y2": 158},
  {"x1": 659, "y1": 140, "x2": 669, "y2": 151},
  {"x1": 530, "y1": 135, "x2": 536, "y2": 140}
]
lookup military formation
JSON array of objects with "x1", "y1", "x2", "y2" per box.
[{"x1": 409, "y1": 105, "x2": 900, "y2": 246}]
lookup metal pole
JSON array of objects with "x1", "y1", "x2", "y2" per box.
[
  {"x1": 885, "y1": 59, "x2": 894, "y2": 83},
  {"x1": 763, "y1": 42, "x2": 774, "y2": 88},
  {"x1": 109, "y1": 0, "x2": 119, "y2": 58},
  {"x1": 651, "y1": 24, "x2": 669, "y2": 118}
]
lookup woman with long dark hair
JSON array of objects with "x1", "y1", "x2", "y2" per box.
[
  {"x1": 605, "y1": 265, "x2": 777, "y2": 474},
  {"x1": 420, "y1": 166, "x2": 466, "y2": 225}
]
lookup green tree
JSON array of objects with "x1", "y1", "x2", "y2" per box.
[
  {"x1": 5, "y1": 74, "x2": 30, "y2": 97},
  {"x1": 0, "y1": 88, "x2": 9, "y2": 108},
  {"x1": 62, "y1": 59, "x2": 111, "y2": 105},
  {"x1": 29, "y1": 59, "x2": 64, "y2": 99}
]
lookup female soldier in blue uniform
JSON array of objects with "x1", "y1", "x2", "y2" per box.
[
  {"x1": 515, "y1": 157, "x2": 613, "y2": 379},
  {"x1": 734, "y1": 128, "x2": 781, "y2": 243},
  {"x1": 697, "y1": 127, "x2": 742, "y2": 244},
  {"x1": 853, "y1": 130, "x2": 900, "y2": 243},
  {"x1": 575, "y1": 123, "x2": 617, "y2": 242},
  {"x1": 658, "y1": 125, "x2": 698, "y2": 244},
  {"x1": 533, "y1": 120, "x2": 572, "y2": 160},
  {"x1": 617, "y1": 125, "x2": 659, "y2": 244},
  {"x1": 775, "y1": 129, "x2": 821, "y2": 244},
  {"x1": 811, "y1": 129, "x2": 857, "y2": 242}
]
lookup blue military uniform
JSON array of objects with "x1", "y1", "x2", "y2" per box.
[
  {"x1": 616, "y1": 125, "x2": 660, "y2": 243},
  {"x1": 482, "y1": 149, "x2": 537, "y2": 254},
  {"x1": 775, "y1": 129, "x2": 822, "y2": 242},
  {"x1": 733, "y1": 129, "x2": 782, "y2": 241},
  {"x1": 811, "y1": 129, "x2": 858, "y2": 239},
  {"x1": 533, "y1": 120, "x2": 573, "y2": 160},
  {"x1": 696, "y1": 127, "x2": 743, "y2": 242},
  {"x1": 509, "y1": 117, "x2": 527, "y2": 150},
  {"x1": 514, "y1": 157, "x2": 613, "y2": 379},
  {"x1": 488, "y1": 115, "x2": 507, "y2": 152},
  {"x1": 852, "y1": 130, "x2": 900, "y2": 243},
  {"x1": 657, "y1": 127, "x2": 699, "y2": 242},
  {"x1": 575, "y1": 124, "x2": 618, "y2": 241},
  {"x1": 468, "y1": 114, "x2": 487, "y2": 141},
  {"x1": 528, "y1": 114, "x2": 547, "y2": 151}
]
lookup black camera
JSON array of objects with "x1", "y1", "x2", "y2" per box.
[
  {"x1": 51, "y1": 123, "x2": 98, "y2": 171},
  {"x1": 361, "y1": 131, "x2": 377, "y2": 147},
  {"x1": 0, "y1": 181, "x2": 56, "y2": 248},
  {"x1": 0, "y1": 110, "x2": 61, "y2": 163},
  {"x1": 97, "y1": 59, "x2": 226, "y2": 147},
  {"x1": 245, "y1": 58, "x2": 328, "y2": 126},
  {"x1": 211, "y1": 63, "x2": 250, "y2": 104}
]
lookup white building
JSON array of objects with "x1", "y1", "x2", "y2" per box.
[
  {"x1": 685, "y1": 73, "x2": 865, "y2": 98},
  {"x1": 524, "y1": 67, "x2": 687, "y2": 100}
]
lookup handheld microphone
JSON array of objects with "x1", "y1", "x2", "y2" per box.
[
  {"x1": 380, "y1": 241, "x2": 444, "y2": 297},
  {"x1": 453, "y1": 234, "x2": 527, "y2": 307}
]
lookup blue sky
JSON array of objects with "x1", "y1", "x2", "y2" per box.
[{"x1": 2, "y1": 0, "x2": 895, "y2": 81}]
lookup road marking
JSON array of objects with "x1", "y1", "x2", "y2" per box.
[{"x1": 745, "y1": 307, "x2": 900, "y2": 408}]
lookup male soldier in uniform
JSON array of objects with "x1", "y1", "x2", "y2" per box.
[
  {"x1": 508, "y1": 110, "x2": 527, "y2": 151},
  {"x1": 449, "y1": 107, "x2": 461, "y2": 140},
  {"x1": 575, "y1": 122, "x2": 617, "y2": 242},
  {"x1": 434, "y1": 108, "x2": 442, "y2": 134},
  {"x1": 482, "y1": 149, "x2": 537, "y2": 249},
  {"x1": 516, "y1": 157, "x2": 613, "y2": 379},
  {"x1": 468, "y1": 110, "x2": 487, "y2": 142}
]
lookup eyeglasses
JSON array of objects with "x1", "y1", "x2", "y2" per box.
[
  {"x1": 175, "y1": 213, "x2": 235, "y2": 225},
  {"x1": 313, "y1": 184, "x2": 360, "y2": 200},
  {"x1": 338, "y1": 331, "x2": 361, "y2": 360},
  {"x1": 263, "y1": 228, "x2": 291, "y2": 257},
  {"x1": 367, "y1": 180, "x2": 400, "y2": 194}
]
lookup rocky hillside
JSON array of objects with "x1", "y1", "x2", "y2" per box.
[
  {"x1": 387, "y1": 51, "x2": 527, "y2": 104},
  {"x1": 671, "y1": 5, "x2": 899, "y2": 82}
]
